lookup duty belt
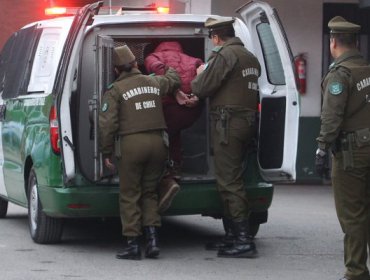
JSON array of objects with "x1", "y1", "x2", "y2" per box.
[
  {"x1": 210, "y1": 106, "x2": 256, "y2": 145},
  {"x1": 339, "y1": 128, "x2": 370, "y2": 144},
  {"x1": 210, "y1": 106, "x2": 256, "y2": 121},
  {"x1": 335, "y1": 128, "x2": 370, "y2": 153}
]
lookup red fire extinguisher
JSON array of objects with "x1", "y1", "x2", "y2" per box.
[{"x1": 294, "y1": 53, "x2": 307, "y2": 94}]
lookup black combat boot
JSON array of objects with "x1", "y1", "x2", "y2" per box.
[
  {"x1": 144, "y1": 226, "x2": 160, "y2": 258},
  {"x1": 205, "y1": 218, "x2": 235, "y2": 250},
  {"x1": 217, "y1": 220, "x2": 257, "y2": 258},
  {"x1": 116, "y1": 236, "x2": 142, "y2": 260}
]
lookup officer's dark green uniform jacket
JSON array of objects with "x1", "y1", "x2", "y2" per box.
[
  {"x1": 191, "y1": 37, "x2": 261, "y2": 222},
  {"x1": 317, "y1": 49, "x2": 370, "y2": 149},
  {"x1": 191, "y1": 37, "x2": 261, "y2": 110},
  {"x1": 99, "y1": 67, "x2": 180, "y2": 157}
]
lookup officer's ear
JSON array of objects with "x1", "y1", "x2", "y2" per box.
[
  {"x1": 330, "y1": 36, "x2": 337, "y2": 48},
  {"x1": 114, "y1": 67, "x2": 120, "y2": 78},
  {"x1": 212, "y1": 34, "x2": 221, "y2": 45}
]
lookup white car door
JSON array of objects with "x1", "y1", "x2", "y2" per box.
[
  {"x1": 236, "y1": 0, "x2": 300, "y2": 182},
  {"x1": 0, "y1": 98, "x2": 6, "y2": 198},
  {"x1": 57, "y1": 2, "x2": 103, "y2": 182},
  {"x1": 95, "y1": 35, "x2": 114, "y2": 181}
]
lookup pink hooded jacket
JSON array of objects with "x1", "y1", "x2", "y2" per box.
[{"x1": 144, "y1": 41, "x2": 203, "y2": 105}]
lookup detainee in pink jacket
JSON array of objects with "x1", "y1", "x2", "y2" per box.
[{"x1": 145, "y1": 41, "x2": 204, "y2": 212}]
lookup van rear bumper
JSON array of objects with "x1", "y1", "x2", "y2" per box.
[{"x1": 38, "y1": 182, "x2": 273, "y2": 219}]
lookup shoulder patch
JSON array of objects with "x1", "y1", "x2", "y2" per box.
[
  {"x1": 329, "y1": 62, "x2": 336, "y2": 70},
  {"x1": 101, "y1": 102, "x2": 109, "y2": 112},
  {"x1": 212, "y1": 46, "x2": 223, "y2": 53},
  {"x1": 329, "y1": 82, "x2": 343, "y2": 95},
  {"x1": 107, "y1": 83, "x2": 113, "y2": 90},
  {"x1": 149, "y1": 73, "x2": 156, "y2": 76}
]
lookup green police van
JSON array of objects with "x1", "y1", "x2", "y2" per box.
[{"x1": 0, "y1": 1, "x2": 299, "y2": 243}]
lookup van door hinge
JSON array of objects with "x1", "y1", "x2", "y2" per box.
[
  {"x1": 260, "y1": 12, "x2": 269, "y2": 24},
  {"x1": 0, "y1": 105, "x2": 6, "y2": 121},
  {"x1": 63, "y1": 136, "x2": 75, "y2": 151},
  {"x1": 88, "y1": 99, "x2": 98, "y2": 140}
]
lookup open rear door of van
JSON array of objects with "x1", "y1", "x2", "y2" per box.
[
  {"x1": 94, "y1": 35, "x2": 115, "y2": 181},
  {"x1": 236, "y1": 0, "x2": 300, "y2": 182},
  {"x1": 56, "y1": 1, "x2": 103, "y2": 182}
]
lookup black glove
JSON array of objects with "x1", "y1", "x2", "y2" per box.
[{"x1": 315, "y1": 148, "x2": 329, "y2": 177}]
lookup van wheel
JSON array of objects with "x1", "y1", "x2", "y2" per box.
[
  {"x1": 28, "y1": 168, "x2": 63, "y2": 244},
  {"x1": 248, "y1": 224, "x2": 260, "y2": 238},
  {"x1": 0, "y1": 196, "x2": 8, "y2": 218}
]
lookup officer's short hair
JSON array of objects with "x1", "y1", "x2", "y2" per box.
[
  {"x1": 209, "y1": 25, "x2": 235, "y2": 41},
  {"x1": 330, "y1": 33, "x2": 358, "y2": 48},
  {"x1": 115, "y1": 63, "x2": 134, "y2": 73}
]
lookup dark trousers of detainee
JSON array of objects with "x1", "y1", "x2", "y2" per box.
[
  {"x1": 211, "y1": 111, "x2": 255, "y2": 222},
  {"x1": 117, "y1": 131, "x2": 167, "y2": 237},
  {"x1": 162, "y1": 101, "x2": 203, "y2": 164},
  {"x1": 332, "y1": 144, "x2": 370, "y2": 280}
]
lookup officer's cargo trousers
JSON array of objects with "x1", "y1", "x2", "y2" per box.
[
  {"x1": 332, "y1": 144, "x2": 370, "y2": 280},
  {"x1": 212, "y1": 112, "x2": 255, "y2": 222},
  {"x1": 118, "y1": 131, "x2": 167, "y2": 237}
]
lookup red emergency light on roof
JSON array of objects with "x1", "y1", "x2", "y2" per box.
[
  {"x1": 45, "y1": 7, "x2": 79, "y2": 16},
  {"x1": 45, "y1": 5, "x2": 170, "y2": 16},
  {"x1": 45, "y1": 7, "x2": 67, "y2": 15},
  {"x1": 117, "y1": 5, "x2": 170, "y2": 14},
  {"x1": 156, "y1": 6, "x2": 170, "y2": 14}
]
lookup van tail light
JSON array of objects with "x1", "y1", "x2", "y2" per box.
[{"x1": 49, "y1": 106, "x2": 60, "y2": 154}]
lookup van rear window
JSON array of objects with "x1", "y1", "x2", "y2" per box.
[{"x1": 256, "y1": 22, "x2": 285, "y2": 85}]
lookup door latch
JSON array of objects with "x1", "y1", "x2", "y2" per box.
[{"x1": 0, "y1": 104, "x2": 6, "y2": 121}]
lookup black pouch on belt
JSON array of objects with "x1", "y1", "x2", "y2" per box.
[
  {"x1": 162, "y1": 130, "x2": 169, "y2": 148},
  {"x1": 355, "y1": 128, "x2": 370, "y2": 148},
  {"x1": 217, "y1": 108, "x2": 230, "y2": 145},
  {"x1": 114, "y1": 136, "x2": 121, "y2": 159},
  {"x1": 340, "y1": 136, "x2": 354, "y2": 170}
]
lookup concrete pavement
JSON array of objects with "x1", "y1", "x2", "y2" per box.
[{"x1": 0, "y1": 184, "x2": 347, "y2": 280}]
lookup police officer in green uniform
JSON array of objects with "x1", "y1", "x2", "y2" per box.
[
  {"x1": 315, "y1": 16, "x2": 370, "y2": 280},
  {"x1": 191, "y1": 18, "x2": 261, "y2": 258},
  {"x1": 99, "y1": 45, "x2": 180, "y2": 260}
]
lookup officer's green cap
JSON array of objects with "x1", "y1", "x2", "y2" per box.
[
  {"x1": 113, "y1": 45, "x2": 136, "y2": 66},
  {"x1": 205, "y1": 17, "x2": 235, "y2": 31},
  {"x1": 328, "y1": 16, "x2": 360, "y2": 34}
]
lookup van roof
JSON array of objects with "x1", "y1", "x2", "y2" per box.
[
  {"x1": 92, "y1": 13, "x2": 232, "y2": 26},
  {"x1": 22, "y1": 13, "x2": 233, "y2": 30},
  {"x1": 22, "y1": 16, "x2": 73, "y2": 29}
]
